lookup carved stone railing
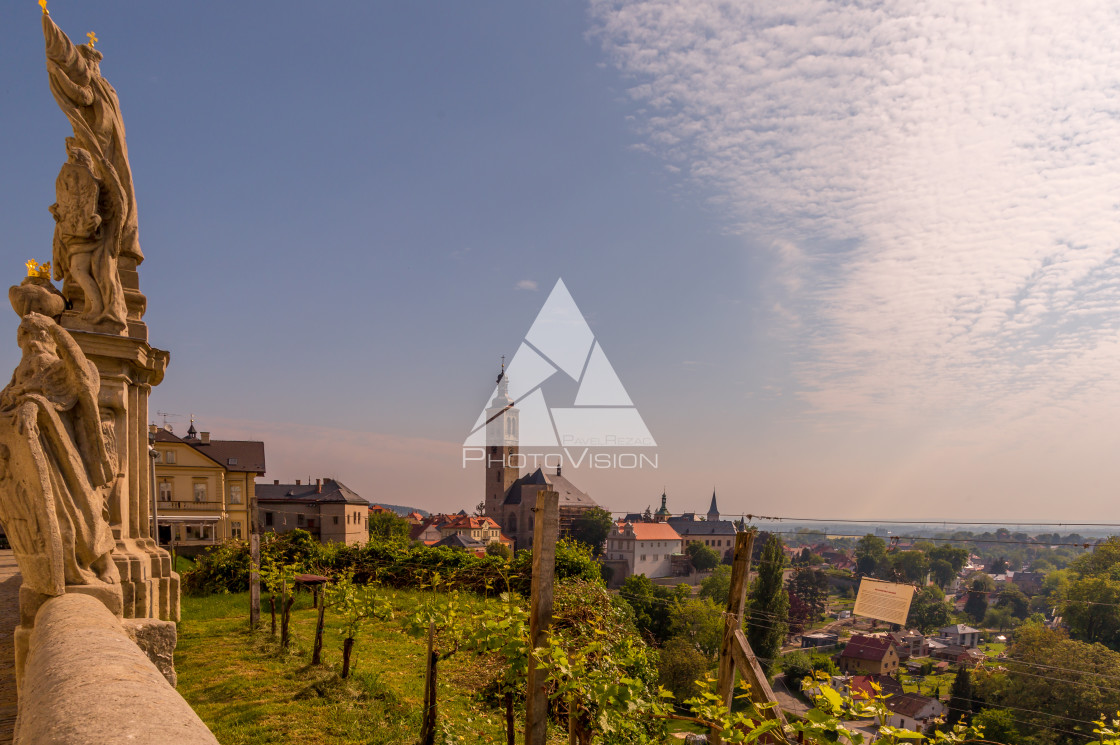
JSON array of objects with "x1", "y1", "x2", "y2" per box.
[{"x1": 15, "y1": 593, "x2": 216, "y2": 745}]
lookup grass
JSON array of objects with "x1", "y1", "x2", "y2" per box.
[{"x1": 176, "y1": 588, "x2": 534, "y2": 745}]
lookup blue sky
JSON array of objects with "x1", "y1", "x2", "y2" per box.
[{"x1": 2, "y1": 1, "x2": 1118, "y2": 520}]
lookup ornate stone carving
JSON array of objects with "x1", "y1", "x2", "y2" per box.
[
  {"x1": 0, "y1": 313, "x2": 120, "y2": 596},
  {"x1": 43, "y1": 14, "x2": 140, "y2": 334}
]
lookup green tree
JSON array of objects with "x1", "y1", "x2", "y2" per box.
[
  {"x1": 888, "y1": 550, "x2": 929, "y2": 584},
  {"x1": 747, "y1": 534, "x2": 789, "y2": 674},
  {"x1": 930, "y1": 559, "x2": 956, "y2": 589},
  {"x1": 788, "y1": 567, "x2": 829, "y2": 619},
  {"x1": 1063, "y1": 576, "x2": 1120, "y2": 648},
  {"x1": 967, "y1": 572, "x2": 997, "y2": 592},
  {"x1": 996, "y1": 585, "x2": 1030, "y2": 619},
  {"x1": 988, "y1": 557, "x2": 1010, "y2": 574},
  {"x1": 906, "y1": 585, "x2": 952, "y2": 633},
  {"x1": 970, "y1": 709, "x2": 1018, "y2": 743},
  {"x1": 485, "y1": 541, "x2": 512, "y2": 559},
  {"x1": 619, "y1": 574, "x2": 690, "y2": 643},
  {"x1": 699, "y1": 564, "x2": 732, "y2": 605},
  {"x1": 929, "y1": 544, "x2": 969, "y2": 573},
  {"x1": 658, "y1": 636, "x2": 710, "y2": 702},
  {"x1": 686, "y1": 540, "x2": 721, "y2": 572},
  {"x1": 855, "y1": 534, "x2": 887, "y2": 577},
  {"x1": 983, "y1": 607, "x2": 1015, "y2": 632},
  {"x1": 1070, "y1": 536, "x2": 1120, "y2": 579},
  {"x1": 964, "y1": 579, "x2": 989, "y2": 623},
  {"x1": 569, "y1": 506, "x2": 614, "y2": 557},
  {"x1": 368, "y1": 511, "x2": 410, "y2": 542},
  {"x1": 668, "y1": 597, "x2": 724, "y2": 657},
  {"x1": 945, "y1": 665, "x2": 974, "y2": 726}
]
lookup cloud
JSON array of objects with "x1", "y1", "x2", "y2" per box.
[
  {"x1": 590, "y1": 0, "x2": 1120, "y2": 442},
  {"x1": 515, "y1": 279, "x2": 539, "y2": 291}
]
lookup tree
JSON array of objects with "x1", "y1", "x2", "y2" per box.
[
  {"x1": 619, "y1": 574, "x2": 690, "y2": 643},
  {"x1": 970, "y1": 709, "x2": 1017, "y2": 744},
  {"x1": 888, "y1": 550, "x2": 929, "y2": 584},
  {"x1": 855, "y1": 534, "x2": 887, "y2": 577},
  {"x1": 945, "y1": 665, "x2": 973, "y2": 726},
  {"x1": 988, "y1": 557, "x2": 1009, "y2": 575},
  {"x1": 569, "y1": 507, "x2": 614, "y2": 557},
  {"x1": 1070, "y1": 536, "x2": 1120, "y2": 578},
  {"x1": 995, "y1": 586, "x2": 1030, "y2": 619},
  {"x1": 1063, "y1": 576, "x2": 1120, "y2": 648},
  {"x1": 781, "y1": 650, "x2": 836, "y2": 688},
  {"x1": 699, "y1": 564, "x2": 732, "y2": 605},
  {"x1": 325, "y1": 575, "x2": 391, "y2": 678},
  {"x1": 967, "y1": 572, "x2": 997, "y2": 592},
  {"x1": 929, "y1": 545, "x2": 969, "y2": 573},
  {"x1": 964, "y1": 579, "x2": 989, "y2": 623},
  {"x1": 485, "y1": 541, "x2": 512, "y2": 559},
  {"x1": 686, "y1": 540, "x2": 721, "y2": 572},
  {"x1": 983, "y1": 607, "x2": 1015, "y2": 632},
  {"x1": 658, "y1": 637, "x2": 710, "y2": 702},
  {"x1": 368, "y1": 511, "x2": 410, "y2": 542},
  {"x1": 906, "y1": 585, "x2": 952, "y2": 633},
  {"x1": 788, "y1": 567, "x2": 829, "y2": 619},
  {"x1": 747, "y1": 534, "x2": 789, "y2": 674},
  {"x1": 668, "y1": 597, "x2": 723, "y2": 657},
  {"x1": 929, "y1": 559, "x2": 956, "y2": 589}
]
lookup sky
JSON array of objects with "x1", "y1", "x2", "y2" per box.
[{"x1": 1, "y1": 1, "x2": 1118, "y2": 522}]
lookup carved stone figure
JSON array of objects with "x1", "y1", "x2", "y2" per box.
[
  {"x1": 49, "y1": 138, "x2": 127, "y2": 331},
  {"x1": 0, "y1": 313, "x2": 119, "y2": 596},
  {"x1": 43, "y1": 14, "x2": 140, "y2": 333}
]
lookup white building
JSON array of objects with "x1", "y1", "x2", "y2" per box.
[
  {"x1": 604, "y1": 521, "x2": 683, "y2": 579},
  {"x1": 883, "y1": 693, "x2": 945, "y2": 731}
]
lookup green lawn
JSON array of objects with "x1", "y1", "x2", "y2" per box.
[{"x1": 176, "y1": 589, "x2": 533, "y2": 745}]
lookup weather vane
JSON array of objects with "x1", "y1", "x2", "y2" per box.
[
  {"x1": 86, "y1": 31, "x2": 98, "y2": 49},
  {"x1": 38, "y1": 0, "x2": 48, "y2": 16}
]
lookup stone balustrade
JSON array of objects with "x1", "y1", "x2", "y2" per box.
[{"x1": 15, "y1": 593, "x2": 217, "y2": 745}]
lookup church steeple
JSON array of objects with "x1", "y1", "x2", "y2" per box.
[
  {"x1": 655, "y1": 490, "x2": 671, "y2": 522},
  {"x1": 484, "y1": 360, "x2": 519, "y2": 522},
  {"x1": 707, "y1": 490, "x2": 719, "y2": 522}
]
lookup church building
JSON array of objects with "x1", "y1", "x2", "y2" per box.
[{"x1": 481, "y1": 368, "x2": 600, "y2": 551}]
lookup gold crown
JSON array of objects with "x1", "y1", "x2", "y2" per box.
[{"x1": 26, "y1": 260, "x2": 51, "y2": 278}]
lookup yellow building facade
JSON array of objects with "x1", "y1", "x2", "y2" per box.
[{"x1": 150, "y1": 424, "x2": 265, "y2": 554}]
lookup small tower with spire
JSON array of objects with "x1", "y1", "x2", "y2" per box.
[
  {"x1": 707, "y1": 490, "x2": 720, "y2": 522},
  {"x1": 655, "y1": 490, "x2": 671, "y2": 523},
  {"x1": 484, "y1": 360, "x2": 519, "y2": 520},
  {"x1": 185, "y1": 415, "x2": 198, "y2": 441}
]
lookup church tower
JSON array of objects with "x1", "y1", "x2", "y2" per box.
[
  {"x1": 707, "y1": 490, "x2": 720, "y2": 522},
  {"x1": 484, "y1": 365, "x2": 520, "y2": 519}
]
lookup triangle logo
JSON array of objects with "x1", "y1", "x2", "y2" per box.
[{"x1": 465, "y1": 279, "x2": 656, "y2": 448}]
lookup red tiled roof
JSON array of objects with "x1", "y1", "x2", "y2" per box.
[
  {"x1": 841, "y1": 635, "x2": 897, "y2": 662},
  {"x1": 620, "y1": 522, "x2": 683, "y2": 541}
]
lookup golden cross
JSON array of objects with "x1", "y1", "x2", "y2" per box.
[
  {"x1": 87, "y1": 31, "x2": 98, "y2": 48},
  {"x1": 38, "y1": 0, "x2": 48, "y2": 16}
]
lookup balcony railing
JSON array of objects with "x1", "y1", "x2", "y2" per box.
[{"x1": 158, "y1": 500, "x2": 225, "y2": 511}]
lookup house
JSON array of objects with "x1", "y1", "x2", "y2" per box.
[
  {"x1": 409, "y1": 520, "x2": 443, "y2": 546},
  {"x1": 846, "y1": 674, "x2": 904, "y2": 701},
  {"x1": 932, "y1": 644, "x2": 985, "y2": 665},
  {"x1": 434, "y1": 532, "x2": 487, "y2": 556},
  {"x1": 150, "y1": 423, "x2": 265, "y2": 555},
  {"x1": 256, "y1": 478, "x2": 370, "y2": 546},
  {"x1": 666, "y1": 492, "x2": 738, "y2": 559},
  {"x1": 887, "y1": 630, "x2": 928, "y2": 659},
  {"x1": 603, "y1": 521, "x2": 683, "y2": 583},
  {"x1": 883, "y1": 693, "x2": 945, "y2": 731},
  {"x1": 437, "y1": 514, "x2": 511, "y2": 549},
  {"x1": 839, "y1": 634, "x2": 901, "y2": 675},
  {"x1": 802, "y1": 632, "x2": 839, "y2": 649},
  {"x1": 1011, "y1": 571, "x2": 1044, "y2": 595},
  {"x1": 939, "y1": 624, "x2": 981, "y2": 648}
]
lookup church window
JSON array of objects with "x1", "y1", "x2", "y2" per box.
[
  {"x1": 507, "y1": 515, "x2": 516, "y2": 533},
  {"x1": 334, "y1": 516, "x2": 339, "y2": 525},
  {"x1": 496, "y1": 472, "x2": 501, "y2": 483}
]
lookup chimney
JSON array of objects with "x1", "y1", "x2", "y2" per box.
[
  {"x1": 296, "y1": 479, "x2": 301, "y2": 485},
  {"x1": 200, "y1": 432, "x2": 210, "y2": 444},
  {"x1": 316, "y1": 478, "x2": 322, "y2": 493},
  {"x1": 273, "y1": 479, "x2": 279, "y2": 485}
]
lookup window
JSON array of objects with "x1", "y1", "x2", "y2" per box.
[
  {"x1": 231, "y1": 521, "x2": 243, "y2": 540},
  {"x1": 265, "y1": 511, "x2": 273, "y2": 527},
  {"x1": 193, "y1": 482, "x2": 207, "y2": 502},
  {"x1": 229, "y1": 484, "x2": 242, "y2": 504},
  {"x1": 227, "y1": 458, "x2": 238, "y2": 466},
  {"x1": 158, "y1": 480, "x2": 172, "y2": 502},
  {"x1": 640, "y1": 555, "x2": 647, "y2": 561},
  {"x1": 297, "y1": 514, "x2": 305, "y2": 527},
  {"x1": 164, "y1": 451, "x2": 176, "y2": 464},
  {"x1": 185, "y1": 525, "x2": 193, "y2": 537},
  {"x1": 333, "y1": 516, "x2": 339, "y2": 525}
]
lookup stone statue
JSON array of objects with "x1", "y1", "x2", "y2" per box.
[
  {"x1": 49, "y1": 137, "x2": 128, "y2": 331},
  {"x1": 0, "y1": 312, "x2": 119, "y2": 596},
  {"x1": 43, "y1": 13, "x2": 140, "y2": 333}
]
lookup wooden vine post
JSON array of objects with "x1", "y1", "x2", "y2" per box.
[
  {"x1": 524, "y1": 490, "x2": 560, "y2": 745},
  {"x1": 712, "y1": 529, "x2": 788, "y2": 745},
  {"x1": 249, "y1": 533, "x2": 260, "y2": 630}
]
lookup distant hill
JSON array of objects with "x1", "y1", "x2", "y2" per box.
[{"x1": 370, "y1": 502, "x2": 429, "y2": 517}]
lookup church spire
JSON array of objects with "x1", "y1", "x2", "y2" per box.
[{"x1": 707, "y1": 489, "x2": 719, "y2": 522}]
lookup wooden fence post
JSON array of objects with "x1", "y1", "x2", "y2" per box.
[
  {"x1": 713, "y1": 530, "x2": 755, "y2": 745},
  {"x1": 524, "y1": 490, "x2": 559, "y2": 745},
  {"x1": 249, "y1": 533, "x2": 260, "y2": 630}
]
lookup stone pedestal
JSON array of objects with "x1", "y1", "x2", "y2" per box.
[{"x1": 57, "y1": 317, "x2": 177, "y2": 623}]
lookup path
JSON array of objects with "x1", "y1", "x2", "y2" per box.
[{"x1": 0, "y1": 550, "x2": 20, "y2": 745}]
